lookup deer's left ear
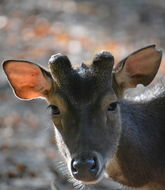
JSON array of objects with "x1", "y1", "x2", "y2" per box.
[
  {"x1": 113, "y1": 45, "x2": 162, "y2": 96},
  {"x1": 3, "y1": 60, "x2": 53, "y2": 100}
]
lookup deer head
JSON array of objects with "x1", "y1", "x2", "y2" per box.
[{"x1": 3, "y1": 45, "x2": 162, "y2": 184}]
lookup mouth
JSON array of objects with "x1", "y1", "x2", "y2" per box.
[
  {"x1": 81, "y1": 179, "x2": 101, "y2": 185},
  {"x1": 78, "y1": 165, "x2": 105, "y2": 185}
]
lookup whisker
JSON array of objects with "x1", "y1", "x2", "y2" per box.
[
  {"x1": 53, "y1": 160, "x2": 86, "y2": 190},
  {"x1": 54, "y1": 160, "x2": 71, "y2": 178}
]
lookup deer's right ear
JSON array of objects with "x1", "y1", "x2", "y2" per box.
[
  {"x1": 3, "y1": 60, "x2": 53, "y2": 100},
  {"x1": 113, "y1": 45, "x2": 162, "y2": 97}
]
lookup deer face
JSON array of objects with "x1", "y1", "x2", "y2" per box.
[
  {"x1": 3, "y1": 45, "x2": 162, "y2": 184},
  {"x1": 47, "y1": 52, "x2": 122, "y2": 183}
]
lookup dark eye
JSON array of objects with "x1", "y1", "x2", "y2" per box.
[
  {"x1": 107, "y1": 102, "x2": 118, "y2": 111},
  {"x1": 47, "y1": 105, "x2": 60, "y2": 115}
]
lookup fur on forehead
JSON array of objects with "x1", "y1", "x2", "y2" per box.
[
  {"x1": 48, "y1": 51, "x2": 114, "y2": 105},
  {"x1": 49, "y1": 51, "x2": 114, "y2": 87}
]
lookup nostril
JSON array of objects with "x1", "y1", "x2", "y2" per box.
[
  {"x1": 71, "y1": 156, "x2": 98, "y2": 175},
  {"x1": 71, "y1": 154, "x2": 101, "y2": 181},
  {"x1": 90, "y1": 157, "x2": 97, "y2": 171},
  {"x1": 71, "y1": 159, "x2": 79, "y2": 174}
]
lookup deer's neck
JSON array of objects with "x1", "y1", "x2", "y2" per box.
[{"x1": 107, "y1": 98, "x2": 165, "y2": 189}]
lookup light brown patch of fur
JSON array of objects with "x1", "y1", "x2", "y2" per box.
[
  {"x1": 107, "y1": 157, "x2": 165, "y2": 190},
  {"x1": 106, "y1": 156, "x2": 129, "y2": 185},
  {"x1": 136, "y1": 183, "x2": 165, "y2": 190}
]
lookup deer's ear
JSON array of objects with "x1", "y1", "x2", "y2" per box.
[
  {"x1": 3, "y1": 60, "x2": 53, "y2": 100},
  {"x1": 113, "y1": 45, "x2": 162, "y2": 96}
]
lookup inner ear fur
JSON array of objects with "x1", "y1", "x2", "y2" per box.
[
  {"x1": 113, "y1": 45, "x2": 162, "y2": 97},
  {"x1": 3, "y1": 60, "x2": 53, "y2": 100}
]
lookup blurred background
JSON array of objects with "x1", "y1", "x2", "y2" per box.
[{"x1": 0, "y1": 0, "x2": 165, "y2": 189}]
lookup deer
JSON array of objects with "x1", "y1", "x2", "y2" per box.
[{"x1": 3, "y1": 44, "x2": 165, "y2": 190}]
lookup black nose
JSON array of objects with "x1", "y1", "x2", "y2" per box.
[{"x1": 71, "y1": 153, "x2": 100, "y2": 181}]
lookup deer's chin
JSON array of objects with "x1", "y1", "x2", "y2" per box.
[
  {"x1": 81, "y1": 167, "x2": 104, "y2": 185},
  {"x1": 81, "y1": 178, "x2": 102, "y2": 185}
]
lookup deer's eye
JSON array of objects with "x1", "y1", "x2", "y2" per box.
[
  {"x1": 47, "y1": 105, "x2": 60, "y2": 115},
  {"x1": 107, "y1": 102, "x2": 118, "y2": 111}
]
